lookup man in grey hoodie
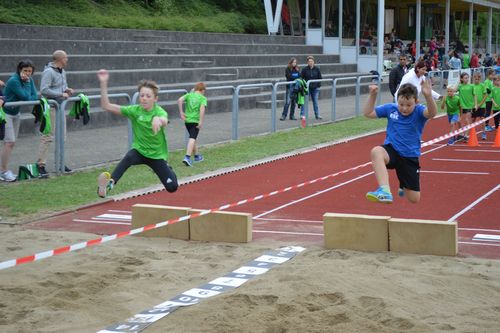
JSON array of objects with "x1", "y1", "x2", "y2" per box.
[{"x1": 38, "y1": 50, "x2": 74, "y2": 177}]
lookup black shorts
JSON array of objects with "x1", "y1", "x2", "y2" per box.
[
  {"x1": 462, "y1": 108, "x2": 472, "y2": 114},
  {"x1": 185, "y1": 122, "x2": 200, "y2": 139},
  {"x1": 382, "y1": 144, "x2": 421, "y2": 192},
  {"x1": 472, "y1": 108, "x2": 485, "y2": 119}
]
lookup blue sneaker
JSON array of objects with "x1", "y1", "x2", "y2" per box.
[
  {"x1": 398, "y1": 188, "x2": 404, "y2": 198},
  {"x1": 482, "y1": 133, "x2": 487, "y2": 140},
  {"x1": 194, "y1": 154, "x2": 204, "y2": 162},
  {"x1": 366, "y1": 187, "x2": 393, "y2": 204},
  {"x1": 447, "y1": 138, "x2": 455, "y2": 145},
  {"x1": 485, "y1": 125, "x2": 494, "y2": 132},
  {"x1": 182, "y1": 156, "x2": 193, "y2": 167}
]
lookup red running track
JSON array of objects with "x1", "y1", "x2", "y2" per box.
[{"x1": 29, "y1": 116, "x2": 500, "y2": 259}]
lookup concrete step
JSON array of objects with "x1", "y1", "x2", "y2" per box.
[
  {"x1": 0, "y1": 24, "x2": 306, "y2": 45},
  {"x1": 256, "y1": 100, "x2": 285, "y2": 108},
  {"x1": 157, "y1": 47, "x2": 192, "y2": 54},
  {"x1": 0, "y1": 54, "x2": 340, "y2": 72},
  {"x1": 182, "y1": 60, "x2": 215, "y2": 68},
  {"x1": 0, "y1": 38, "x2": 321, "y2": 55},
  {"x1": 205, "y1": 73, "x2": 238, "y2": 81}
]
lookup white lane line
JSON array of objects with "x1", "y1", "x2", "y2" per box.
[
  {"x1": 93, "y1": 214, "x2": 131, "y2": 221},
  {"x1": 459, "y1": 227, "x2": 500, "y2": 233},
  {"x1": 108, "y1": 210, "x2": 132, "y2": 213},
  {"x1": 448, "y1": 184, "x2": 500, "y2": 222},
  {"x1": 254, "y1": 217, "x2": 323, "y2": 224},
  {"x1": 454, "y1": 149, "x2": 500, "y2": 153},
  {"x1": 433, "y1": 158, "x2": 500, "y2": 163},
  {"x1": 421, "y1": 170, "x2": 489, "y2": 175},
  {"x1": 253, "y1": 230, "x2": 323, "y2": 236},
  {"x1": 73, "y1": 219, "x2": 131, "y2": 225},
  {"x1": 472, "y1": 234, "x2": 500, "y2": 242},
  {"x1": 254, "y1": 172, "x2": 373, "y2": 219},
  {"x1": 458, "y1": 241, "x2": 500, "y2": 247}
]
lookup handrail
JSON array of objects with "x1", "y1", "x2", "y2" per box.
[
  {"x1": 332, "y1": 77, "x2": 358, "y2": 122},
  {"x1": 303, "y1": 78, "x2": 333, "y2": 127},
  {"x1": 271, "y1": 81, "x2": 295, "y2": 132},
  {"x1": 58, "y1": 93, "x2": 131, "y2": 173},
  {"x1": 232, "y1": 83, "x2": 273, "y2": 140}
]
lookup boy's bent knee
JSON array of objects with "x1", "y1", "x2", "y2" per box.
[{"x1": 165, "y1": 183, "x2": 178, "y2": 193}]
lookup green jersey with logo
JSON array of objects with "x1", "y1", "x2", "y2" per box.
[
  {"x1": 458, "y1": 83, "x2": 474, "y2": 109},
  {"x1": 492, "y1": 86, "x2": 500, "y2": 111},
  {"x1": 473, "y1": 83, "x2": 487, "y2": 108},
  {"x1": 444, "y1": 95, "x2": 460, "y2": 115},
  {"x1": 462, "y1": 54, "x2": 470, "y2": 68},
  {"x1": 183, "y1": 92, "x2": 207, "y2": 124},
  {"x1": 121, "y1": 104, "x2": 169, "y2": 160}
]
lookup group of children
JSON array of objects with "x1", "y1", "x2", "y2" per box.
[
  {"x1": 96, "y1": 70, "x2": 206, "y2": 198},
  {"x1": 441, "y1": 69, "x2": 500, "y2": 145}
]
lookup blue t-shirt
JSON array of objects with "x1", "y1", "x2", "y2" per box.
[{"x1": 375, "y1": 103, "x2": 428, "y2": 157}]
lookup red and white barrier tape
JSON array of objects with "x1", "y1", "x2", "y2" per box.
[
  {"x1": 1, "y1": 111, "x2": 498, "y2": 271},
  {"x1": 0, "y1": 161, "x2": 372, "y2": 271}
]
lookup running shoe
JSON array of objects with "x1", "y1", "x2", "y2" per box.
[
  {"x1": 366, "y1": 187, "x2": 393, "y2": 204},
  {"x1": 447, "y1": 138, "x2": 455, "y2": 145},
  {"x1": 194, "y1": 154, "x2": 204, "y2": 162},
  {"x1": 0, "y1": 170, "x2": 16, "y2": 182},
  {"x1": 485, "y1": 125, "x2": 494, "y2": 132},
  {"x1": 38, "y1": 165, "x2": 49, "y2": 178},
  {"x1": 182, "y1": 156, "x2": 193, "y2": 167},
  {"x1": 398, "y1": 187, "x2": 405, "y2": 198},
  {"x1": 97, "y1": 172, "x2": 113, "y2": 198},
  {"x1": 482, "y1": 133, "x2": 487, "y2": 140}
]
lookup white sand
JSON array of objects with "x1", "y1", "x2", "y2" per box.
[{"x1": 1, "y1": 225, "x2": 500, "y2": 333}]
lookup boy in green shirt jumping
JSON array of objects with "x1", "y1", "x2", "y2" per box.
[
  {"x1": 96, "y1": 69, "x2": 178, "y2": 198},
  {"x1": 178, "y1": 82, "x2": 207, "y2": 167},
  {"x1": 441, "y1": 85, "x2": 461, "y2": 145}
]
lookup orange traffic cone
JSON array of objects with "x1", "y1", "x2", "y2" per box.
[
  {"x1": 493, "y1": 127, "x2": 500, "y2": 147},
  {"x1": 467, "y1": 127, "x2": 479, "y2": 147}
]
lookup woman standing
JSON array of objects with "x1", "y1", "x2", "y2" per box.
[
  {"x1": 1, "y1": 60, "x2": 38, "y2": 182},
  {"x1": 280, "y1": 57, "x2": 300, "y2": 121}
]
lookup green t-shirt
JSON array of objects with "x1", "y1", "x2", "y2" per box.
[
  {"x1": 492, "y1": 86, "x2": 500, "y2": 111},
  {"x1": 462, "y1": 54, "x2": 470, "y2": 69},
  {"x1": 484, "y1": 79, "x2": 493, "y2": 102},
  {"x1": 183, "y1": 92, "x2": 207, "y2": 124},
  {"x1": 120, "y1": 104, "x2": 169, "y2": 160},
  {"x1": 473, "y1": 83, "x2": 487, "y2": 108},
  {"x1": 444, "y1": 95, "x2": 460, "y2": 115},
  {"x1": 458, "y1": 83, "x2": 475, "y2": 109}
]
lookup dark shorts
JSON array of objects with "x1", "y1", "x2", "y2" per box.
[
  {"x1": 472, "y1": 108, "x2": 485, "y2": 119},
  {"x1": 185, "y1": 122, "x2": 200, "y2": 139},
  {"x1": 382, "y1": 144, "x2": 421, "y2": 192},
  {"x1": 462, "y1": 108, "x2": 472, "y2": 114}
]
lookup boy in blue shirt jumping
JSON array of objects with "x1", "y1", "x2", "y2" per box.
[{"x1": 363, "y1": 80, "x2": 437, "y2": 204}]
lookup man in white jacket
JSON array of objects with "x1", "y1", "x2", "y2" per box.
[{"x1": 395, "y1": 61, "x2": 441, "y2": 101}]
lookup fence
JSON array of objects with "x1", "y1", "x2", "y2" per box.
[{"x1": 7, "y1": 75, "x2": 398, "y2": 174}]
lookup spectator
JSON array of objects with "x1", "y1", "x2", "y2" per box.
[
  {"x1": 1, "y1": 60, "x2": 38, "y2": 182},
  {"x1": 441, "y1": 50, "x2": 451, "y2": 88},
  {"x1": 449, "y1": 51, "x2": 462, "y2": 70},
  {"x1": 462, "y1": 46, "x2": 471, "y2": 69},
  {"x1": 428, "y1": 37, "x2": 437, "y2": 54},
  {"x1": 484, "y1": 69, "x2": 495, "y2": 132},
  {"x1": 281, "y1": 57, "x2": 300, "y2": 120},
  {"x1": 389, "y1": 54, "x2": 408, "y2": 97},
  {"x1": 0, "y1": 80, "x2": 5, "y2": 95},
  {"x1": 396, "y1": 61, "x2": 441, "y2": 100},
  {"x1": 300, "y1": 56, "x2": 323, "y2": 120},
  {"x1": 483, "y1": 53, "x2": 494, "y2": 67},
  {"x1": 178, "y1": 82, "x2": 207, "y2": 167},
  {"x1": 38, "y1": 50, "x2": 74, "y2": 177},
  {"x1": 470, "y1": 52, "x2": 480, "y2": 69}
]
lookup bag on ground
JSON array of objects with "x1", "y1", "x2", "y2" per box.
[{"x1": 18, "y1": 163, "x2": 40, "y2": 180}]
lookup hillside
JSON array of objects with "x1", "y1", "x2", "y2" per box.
[{"x1": 0, "y1": 0, "x2": 267, "y2": 34}]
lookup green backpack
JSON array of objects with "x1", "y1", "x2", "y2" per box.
[{"x1": 18, "y1": 163, "x2": 39, "y2": 180}]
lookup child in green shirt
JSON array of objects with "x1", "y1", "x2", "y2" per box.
[
  {"x1": 472, "y1": 72, "x2": 488, "y2": 140},
  {"x1": 491, "y1": 74, "x2": 500, "y2": 130},
  {"x1": 484, "y1": 69, "x2": 495, "y2": 131},
  {"x1": 178, "y1": 82, "x2": 207, "y2": 167},
  {"x1": 458, "y1": 72, "x2": 474, "y2": 141},
  {"x1": 441, "y1": 85, "x2": 460, "y2": 145},
  {"x1": 96, "y1": 69, "x2": 178, "y2": 198}
]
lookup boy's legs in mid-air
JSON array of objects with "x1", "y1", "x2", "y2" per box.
[{"x1": 366, "y1": 145, "x2": 393, "y2": 203}]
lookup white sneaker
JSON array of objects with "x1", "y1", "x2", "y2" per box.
[{"x1": 0, "y1": 170, "x2": 17, "y2": 182}]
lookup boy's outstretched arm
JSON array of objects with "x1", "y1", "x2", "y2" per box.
[
  {"x1": 97, "y1": 69, "x2": 121, "y2": 115},
  {"x1": 363, "y1": 85, "x2": 378, "y2": 119},
  {"x1": 177, "y1": 96, "x2": 186, "y2": 121},
  {"x1": 421, "y1": 79, "x2": 438, "y2": 119}
]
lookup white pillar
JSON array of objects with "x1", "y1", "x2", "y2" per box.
[
  {"x1": 377, "y1": 0, "x2": 385, "y2": 76},
  {"x1": 487, "y1": 7, "x2": 493, "y2": 54},
  {"x1": 416, "y1": 0, "x2": 421, "y2": 61},
  {"x1": 469, "y1": 2, "x2": 473, "y2": 52},
  {"x1": 445, "y1": 0, "x2": 450, "y2": 56},
  {"x1": 356, "y1": 0, "x2": 360, "y2": 63},
  {"x1": 263, "y1": 0, "x2": 284, "y2": 35},
  {"x1": 339, "y1": 0, "x2": 343, "y2": 54},
  {"x1": 322, "y1": 0, "x2": 326, "y2": 44},
  {"x1": 306, "y1": 0, "x2": 310, "y2": 35}
]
